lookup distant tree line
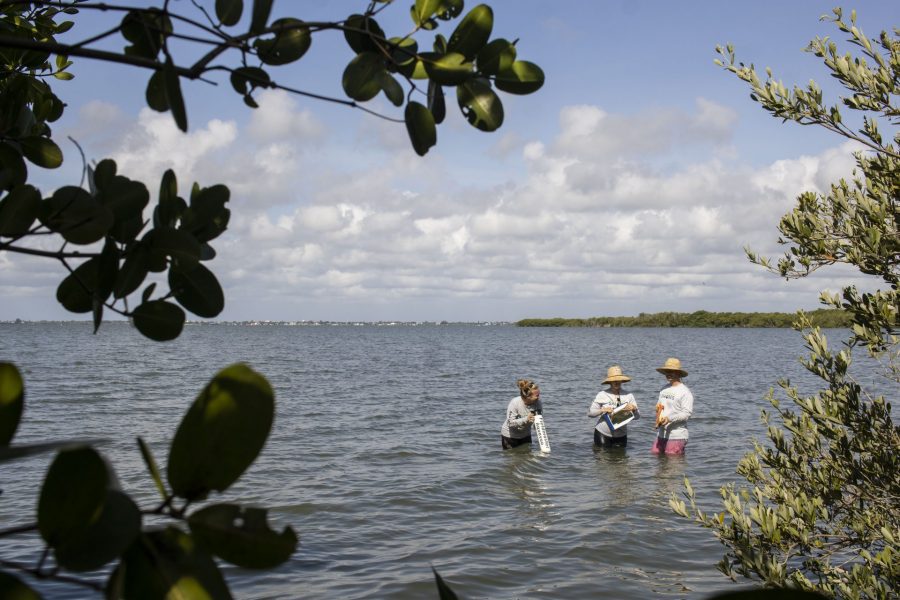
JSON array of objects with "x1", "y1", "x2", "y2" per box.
[{"x1": 516, "y1": 309, "x2": 852, "y2": 328}]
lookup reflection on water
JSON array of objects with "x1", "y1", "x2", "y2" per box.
[
  {"x1": 591, "y1": 447, "x2": 640, "y2": 509},
  {"x1": 503, "y1": 450, "x2": 557, "y2": 533}
]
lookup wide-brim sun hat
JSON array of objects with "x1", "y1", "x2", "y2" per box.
[
  {"x1": 602, "y1": 365, "x2": 631, "y2": 384},
  {"x1": 656, "y1": 357, "x2": 688, "y2": 377}
]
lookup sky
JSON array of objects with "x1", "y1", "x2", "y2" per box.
[{"x1": 2, "y1": 1, "x2": 897, "y2": 322}]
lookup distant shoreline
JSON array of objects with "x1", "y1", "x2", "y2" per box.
[{"x1": 516, "y1": 309, "x2": 851, "y2": 328}]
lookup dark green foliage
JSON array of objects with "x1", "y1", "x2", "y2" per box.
[
  {"x1": 0, "y1": 571, "x2": 40, "y2": 599},
  {"x1": 188, "y1": 504, "x2": 298, "y2": 568},
  {"x1": 517, "y1": 309, "x2": 853, "y2": 328},
  {"x1": 0, "y1": 363, "x2": 23, "y2": 446},
  {"x1": 0, "y1": 362, "x2": 295, "y2": 596},
  {"x1": 433, "y1": 567, "x2": 461, "y2": 599},
  {"x1": 108, "y1": 527, "x2": 233, "y2": 599},
  {"x1": 168, "y1": 364, "x2": 274, "y2": 499}
]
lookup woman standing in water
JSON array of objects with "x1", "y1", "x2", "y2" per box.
[
  {"x1": 652, "y1": 357, "x2": 694, "y2": 455},
  {"x1": 588, "y1": 365, "x2": 640, "y2": 447},
  {"x1": 500, "y1": 379, "x2": 543, "y2": 450}
]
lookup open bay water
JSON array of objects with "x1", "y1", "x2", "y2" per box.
[{"x1": 0, "y1": 322, "x2": 885, "y2": 599}]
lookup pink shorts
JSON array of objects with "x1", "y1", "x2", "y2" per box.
[{"x1": 651, "y1": 438, "x2": 687, "y2": 455}]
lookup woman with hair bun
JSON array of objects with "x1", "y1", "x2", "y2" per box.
[{"x1": 500, "y1": 379, "x2": 543, "y2": 450}]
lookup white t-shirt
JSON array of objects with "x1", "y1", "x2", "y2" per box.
[
  {"x1": 588, "y1": 390, "x2": 640, "y2": 438},
  {"x1": 656, "y1": 383, "x2": 693, "y2": 440}
]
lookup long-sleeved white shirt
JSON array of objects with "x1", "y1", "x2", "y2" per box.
[
  {"x1": 500, "y1": 396, "x2": 543, "y2": 439},
  {"x1": 655, "y1": 383, "x2": 693, "y2": 440},
  {"x1": 588, "y1": 390, "x2": 640, "y2": 438}
]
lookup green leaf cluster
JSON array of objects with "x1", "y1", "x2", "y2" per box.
[
  {"x1": 338, "y1": 1, "x2": 544, "y2": 154},
  {"x1": 0, "y1": 361, "x2": 296, "y2": 597},
  {"x1": 676, "y1": 10, "x2": 900, "y2": 599}
]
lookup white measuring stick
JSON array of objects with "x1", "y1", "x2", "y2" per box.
[{"x1": 533, "y1": 414, "x2": 551, "y2": 453}]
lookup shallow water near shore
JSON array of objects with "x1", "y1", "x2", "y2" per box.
[{"x1": 0, "y1": 322, "x2": 881, "y2": 598}]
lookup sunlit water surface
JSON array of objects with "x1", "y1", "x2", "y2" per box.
[{"x1": 0, "y1": 323, "x2": 883, "y2": 599}]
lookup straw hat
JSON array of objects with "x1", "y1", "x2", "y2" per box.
[
  {"x1": 602, "y1": 365, "x2": 631, "y2": 384},
  {"x1": 656, "y1": 357, "x2": 688, "y2": 377}
]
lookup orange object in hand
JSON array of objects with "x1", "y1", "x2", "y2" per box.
[{"x1": 655, "y1": 403, "x2": 664, "y2": 428}]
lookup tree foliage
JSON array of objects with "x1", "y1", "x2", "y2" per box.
[
  {"x1": 671, "y1": 9, "x2": 899, "y2": 599},
  {"x1": 0, "y1": 1, "x2": 543, "y2": 596},
  {"x1": 516, "y1": 309, "x2": 853, "y2": 328}
]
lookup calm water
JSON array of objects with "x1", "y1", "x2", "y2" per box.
[{"x1": 0, "y1": 323, "x2": 878, "y2": 599}]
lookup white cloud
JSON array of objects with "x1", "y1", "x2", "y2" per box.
[
  {"x1": 246, "y1": 90, "x2": 325, "y2": 142},
  {"x1": 2, "y1": 97, "x2": 872, "y2": 322}
]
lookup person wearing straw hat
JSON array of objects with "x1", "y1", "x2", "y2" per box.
[
  {"x1": 588, "y1": 365, "x2": 640, "y2": 447},
  {"x1": 651, "y1": 357, "x2": 694, "y2": 455}
]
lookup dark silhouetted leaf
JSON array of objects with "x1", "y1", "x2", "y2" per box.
[
  {"x1": 96, "y1": 238, "x2": 120, "y2": 301},
  {"x1": 132, "y1": 300, "x2": 185, "y2": 341},
  {"x1": 250, "y1": 0, "x2": 273, "y2": 34},
  {"x1": 189, "y1": 503, "x2": 298, "y2": 568},
  {"x1": 428, "y1": 80, "x2": 446, "y2": 124},
  {"x1": 0, "y1": 184, "x2": 40, "y2": 237},
  {"x1": 144, "y1": 226, "x2": 202, "y2": 268},
  {"x1": 405, "y1": 101, "x2": 437, "y2": 156},
  {"x1": 343, "y1": 52, "x2": 386, "y2": 102},
  {"x1": 476, "y1": 38, "x2": 515, "y2": 76},
  {"x1": 120, "y1": 9, "x2": 171, "y2": 58},
  {"x1": 19, "y1": 136, "x2": 62, "y2": 168},
  {"x1": 433, "y1": 567, "x2": 460, "y2": 600},
  {"x1": 457, "y1": 78, "x2": 503, "y2": 131},
  {"x1": 114, "y1": 244, "x2": 150, "y2": 299},
  {"x1": 181, "y1": 185, "x2": 230, "y2": 243},
  {"x1": 0, "y1": 142, "x2": 27, "y2": 191},
  {"x1": 167, "y1": 364, "x2": 274, "y2": 499},
  {"x1": 343, "y1": 14, "x2": 385, "y2": 55},
  {"x1": 216, "y1": 0, "x2": 243, "y2": 26},
  {"x1": 0, "y1": 571, "x2": 40, "y2": 599},
  {"x1": 55, "y1": 490, "x2": 141, "y2": 572},
  {"x1": 494, "y1": 60, "x2": 544, "y2": 95},
  {"x1": 169, "y1": 261, "x2": 225, "y2": 318},
  {"x1": 145, "y1": 69, "x2": 168, "y2": 111},
  {"x1": 97, "y1": 174, "x2": 149, "y2": 244},
  {"x1": 40, "y1": 186, "x2": 113, "y2": 244},
  {"x1": 38, "y1": 446, "x2": 109, "y2": 545},
  {"x1": 57, "y1": 257, "x2": 99, "y2": 313},
  {"x1": 138, "y1": 437, "x2": 167, "y2": 499},
  {"x1": 381, "y1": 72, "x2": 404, "y2": 107},
  {"x1": 447, "y1": 4, "x2": 492, "y2": 61},
  {"x1": 109, "y1": 527, "x2": 231, "y2": 599},
  {"x1": 142, "y1": 282, "x2": 157, "y2": 303},
  {"x1": 0, "y1": 363, "x2": 24, "y2": 447},
  {"x1": 255, "y1": 18, "x2": 311, "y2": 66},
  {"x1": 92, "y1": 159, "x2": 117, "y2": 191},
  {"x1": 0, "y1": 438, "x2": 107, "y2": 463},
  {"x1": 163, "y1": 57, "x2": 187, "y2": 132},
  {"x1": 230, "y1": 66, "x2": 270, "y2": 95}
]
